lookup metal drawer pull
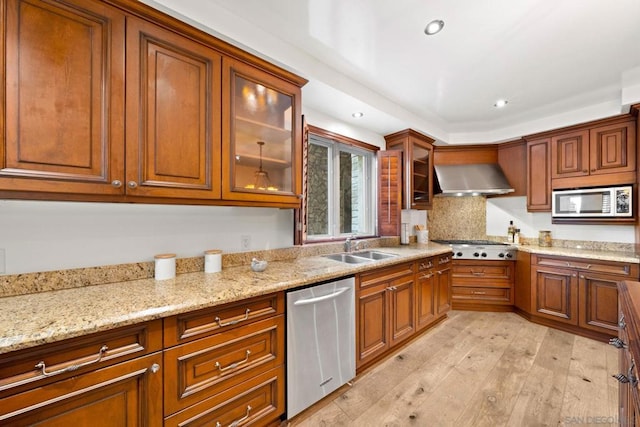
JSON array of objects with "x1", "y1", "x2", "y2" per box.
[
  {"x1": 35, "y1": 345, "x2": 108, "y2": 377},
  {"x1": 215, "y1": 350, "x2": 251, "y2": 372},
  {"x1": 471, "y1": 271, "x2": 485, "y2": 276},
  {"x1": 613, "y1": 373, "x2": 630, "y2": 383},
  {"x1": 386, "y1": 286, "x2": 398, "y2": 291},
  {"x1": 216, "y1": 405, "x2": 252, "y2": 427},
  {"x1": 215, "y1": 309, "x2": 250, "y2": 327},
  {"x1": 420, "y1": 273, "x2": 433, "y2": 279},
  {"x1": 472, "y1": 291, "x2": 487, "y2": 295},
  {"x1": 609, "y1": 338, "x2": 627, "y2": 349}
]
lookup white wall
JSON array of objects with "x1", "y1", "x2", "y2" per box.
[
  {"x1": 0, "y1": 200, "x2": 294, "y2": 275},
  {"x1": 486, "y1": 196, "x2": 635, "y2": 244}
]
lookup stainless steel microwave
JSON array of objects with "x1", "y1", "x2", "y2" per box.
[{"x1": 552, "y1": 186, "x2": 633, "y2": 218}]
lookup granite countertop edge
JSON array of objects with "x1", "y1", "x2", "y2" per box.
[
  {"x1": 0, "y1": 244, "x2": 452, "y2": 355},
  {"x1": 2, "y1": 242, "x2": 638, "y2": 355}
]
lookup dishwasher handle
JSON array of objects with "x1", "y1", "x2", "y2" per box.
[{"x1": 293, "y1": 287, "x2": 350, "y2": 306}]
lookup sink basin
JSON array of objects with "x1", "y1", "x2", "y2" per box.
[
  {"x1": 352, "y1": 251, "x2": 398, "y2": 260},
  {"x1": 323, "y1": 253, "x2": 374, "y2": 264},
  {"x1": 322, "y1": 251, "x2": 398, "y2": 264}
]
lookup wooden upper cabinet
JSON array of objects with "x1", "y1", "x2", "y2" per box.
[
  {"x1": 222, "y1": 57, "x2": 303, "y2": 207},
  {"x1": 589, "y1": 120, "x2": 636, "y2": 175},
  {"x1": 385, "y1": 129, "x2": 434, "y2": 210},
  {"x1": 526, "y1": 138, "x2": 552, "y2": 211},
  {"x1": 549, "y1": 118, "x2": 636, "y2": 189},
  {"x1": 125, "y1": 17, "x2": 222, "y2": 199},
  {"x1": 0, "y1": 0, "x2": 125, "y2": 194},
  {"x1": 551, "y1": 130, "x2": 590, "y2": 179}
]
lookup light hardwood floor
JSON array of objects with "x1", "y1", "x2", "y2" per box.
[{"x1": 289, "y1": 311, "x2": 619, "y2": 427}]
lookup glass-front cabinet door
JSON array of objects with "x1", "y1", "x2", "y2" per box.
[{"x1": 222, "y1": 57, "x2": 303, "y2": 207}]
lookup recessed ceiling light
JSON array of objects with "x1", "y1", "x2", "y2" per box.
[
  {"x1": 352, "y1": 112, "x2": 364, "y2": 118},
  {"x1": 424, "y1": 20, "x2": 444, "y2": 36},
  {"x1": 494, "y1": 99, "x2": 508, "y2": 108}
]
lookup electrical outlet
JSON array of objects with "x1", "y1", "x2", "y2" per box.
[
  {"x1": 0, "y1": 249, "x2": 5, "y2": 274},
  {"x1": 240, "y1": 235, "x2": 251, "y2": 251}
]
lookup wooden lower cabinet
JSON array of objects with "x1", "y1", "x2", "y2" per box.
[
  {"x1": 528, "y1": 254, "x2": 639, "y2": 339},
  {"x1": 163, "y1": 293, "x2": 286, "y2": 425},
  {"x1": 357, "y1": 253, "x2": 452, "y2": 371},
  {"x1": 451, "y1": 259, "x2": 513, "y2": 311},
  {"x1": 357, "y1": 262, "x2": 414, "y2": 369},
  {"x1": 0, "y1": 321, "x2": 163, "y2": 426},
  {"x1": 616, "y1": 281, "x2": 640, "y2": 426}
]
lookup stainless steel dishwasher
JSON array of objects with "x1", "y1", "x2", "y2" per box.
[{"x1": 286, "y1": 276, "x2": 355, "y2": 418}]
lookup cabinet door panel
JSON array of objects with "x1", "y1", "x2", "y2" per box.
[
  {"x1": 126, "y1": 17, "x2": 221, "y2": 198},
  {"x1": 1, "y1": 0, "x2": 125, "y2": 194},
  {"x1": 533, "y1": 267, "x2": 578, "y2": 325},
  {"x1": 579, "y1": 274, "x2": 619, "y2": 333},
  {"x1": 416, "y1": 271, "x2": 436, "y2": 330},
  {"x1": 551, "y1": 130, "x2": 589, "y2": 178},
  {"x1": 378, "y1": 150, "x2": 402, "y2": 236},
  {"x1": 357, "y1": 286, "x2": 388, "y2": 368},
  {"x1": 436, "y1": 267, "x2": 452, "y2": 315},
  {"x1": 389, "y1": 277, "x2": 414, "y2": 345},
  {"x1": 589, "y1": 121, "x2": 636, "y2": 175},
  {"x1": 526, "y1": 138, "x2": 552, "y2": 211}
]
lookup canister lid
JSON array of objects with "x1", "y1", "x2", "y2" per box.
[
  {"x1": 154, "y1": 253, "x2": 176, "y2": 259},
  {"x1": 205, "y1": 249, "x2": 222, "y2": 255}
]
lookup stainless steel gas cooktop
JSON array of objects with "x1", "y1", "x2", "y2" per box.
[{"x1": 432, "y1": 239, "x2": 516, "y2": 260}]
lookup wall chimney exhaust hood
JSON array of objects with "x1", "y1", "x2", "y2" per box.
[{"x1": 434, "y1": 163, "x2": 514, "y2": 196}]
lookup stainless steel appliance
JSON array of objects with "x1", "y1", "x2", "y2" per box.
[
  {"x1": 286, "y1": 276, "x2": 355, "y2": 418},
  {"x1": 552, "y1": 185, "x2": 632, "y2": 218},
  {"x1": 432, "y1": 239, "x2": 516, "y2": 260}
]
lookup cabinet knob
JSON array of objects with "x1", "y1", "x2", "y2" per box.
[
  {"x1": 619, "y1": 316, "x2": 626, "y2": 329},
  {"x1": 111, "y1": 180, "x2": 122, "y2": 188},
  {"x1": 127, "y1": 181, "x2": 138, "y2": 189},
  {"x1": 150, "y1": 363, "x2": 160, "y2": 374},
  {"x1": 590, "y1": 169, "x2": 596, "y2": 172},
  {"x1": 609, "y1": 338, "x2": 627, "y2": 349},
  {"x1": 582, "y1": 170, "x2": 588, "y2": 173}
]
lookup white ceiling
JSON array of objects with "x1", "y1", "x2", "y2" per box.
[{"x1": 143, "y1": 0, "x2": 640, "y2": 144}]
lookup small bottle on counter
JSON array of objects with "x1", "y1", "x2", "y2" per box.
[
  {"x1": 513, "y1": 229, "x2": 521, "y2": 245},
  {"x1": 507, "y1": 221, "x2": 515, "y2": 243},
  {"x1": 154, "y1": 253, "x2": 176, "y2": 280}
]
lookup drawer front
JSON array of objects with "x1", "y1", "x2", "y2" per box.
[
  {"x1": 164, "y1": 292, "x2": 284, "y2": 347},
  {"x1": 0, "y1": 320, "x2": 162, "y2": 396},
  {"x1": 533, "y1": 254, "x2": 639, "y2": 277},
  {"x1": 164, "y1": 366, "x2": 284, "y2": 427},
  {"x1": 164, "y1": 315, "x2": 284, "y2": 416},
  {"x1": 0, "y1": 352, "x2": 163, "y2": 426},
  {"x1": 451, "y1": 260, "x2": 514, "y2": 286},
  {"x1": 358, "y1": 262, "x2": 415, "y2": 290},
  {"x1": 452, "y1": 286, "x2": 511, "y2": 303}
]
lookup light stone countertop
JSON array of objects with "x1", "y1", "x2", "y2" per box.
[
  {"x1": 515, "y1": 244, "x2": 640, "y2": 263},
  {"x1": 0, "y1": 244, "x2": 451, "y2": 355},
  {"x1": 2, "y1": 242, "x2": 638, "y2": 356}
]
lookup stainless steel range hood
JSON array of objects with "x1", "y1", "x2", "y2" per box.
[{"x1": 434, "y1": 163, "x2": 514, "y2": 196}]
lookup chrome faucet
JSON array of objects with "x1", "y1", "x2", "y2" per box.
[{"x1": 344, "y1": 236, "x2": 354, "y2": 252}]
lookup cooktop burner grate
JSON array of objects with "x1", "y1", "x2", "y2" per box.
[{"x1": 432, "y1": 239, "x2": 508, "y2": 246}]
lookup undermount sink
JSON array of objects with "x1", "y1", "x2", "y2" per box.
[
  {"x1": 322, "y1": 251, "x2": 398, "y2": 264},
  {"x1": 323, "y1": 253, "x2": 374, "y2": 264},
  {"x1": 351, "y1": 251, "x2": 398, "y2": 260}
]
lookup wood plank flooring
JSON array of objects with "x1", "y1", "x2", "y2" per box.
[{"x1": 288, "y1": 311, "x2": 619, "y2": 427}]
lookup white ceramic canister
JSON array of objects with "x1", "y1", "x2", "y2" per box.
[
  {"x1": 154, "y1": 253, "x2": 176, "y2": 280},
  {"x1": 417, "y1": 230, "x2": 429, "y2": 244},
  {"x1": 204, "y1": 249, "x2": 222, "y2": 273}
]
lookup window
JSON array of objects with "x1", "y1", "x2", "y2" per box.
[{"x1": 305, "y1": 130, "x2": 377, "y2": 241}]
